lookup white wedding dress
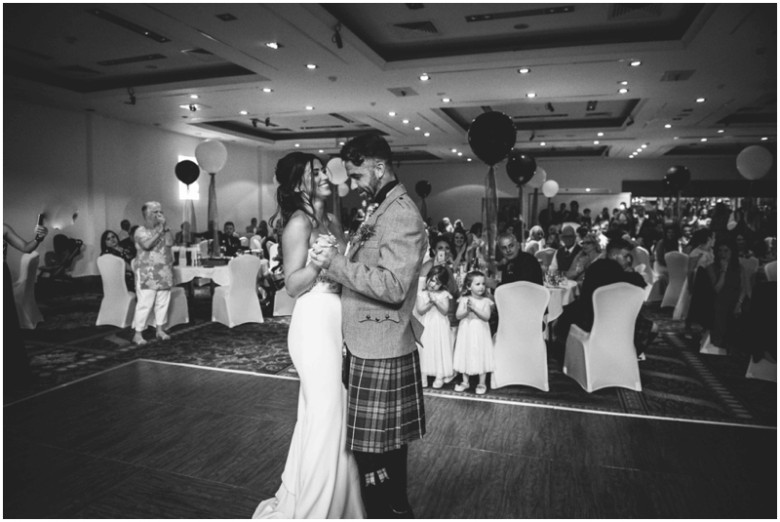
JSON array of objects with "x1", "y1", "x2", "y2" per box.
[{"x1": 253, "y1": 255, "x2": 364, "y2": 519}]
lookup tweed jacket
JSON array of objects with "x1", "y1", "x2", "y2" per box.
[{"x1": 326, "y1": 183, "x2": 427, "y2": 359}]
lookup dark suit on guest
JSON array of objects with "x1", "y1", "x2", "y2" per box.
[
  {"x1": 499, "y1": 251, "x2": 544, "y2": 286},
  {"x1": 552, "y1": 244, "x2": 581, "y2": 273}
]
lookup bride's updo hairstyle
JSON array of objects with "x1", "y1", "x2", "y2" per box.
[{"x1": 271, "y1": 151, "x2": 322, "y2": 229}]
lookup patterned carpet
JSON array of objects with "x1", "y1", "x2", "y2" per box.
[{"x1": 10, "y1": 280, "x2": 776, "y2": 428}]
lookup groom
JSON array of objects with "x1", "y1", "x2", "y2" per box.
[{"x1": 312, "y1": 134, "x2": 427, "y2": 518}]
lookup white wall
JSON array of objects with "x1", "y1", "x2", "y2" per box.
[
  {"x1": 3, "y1": 100, "x2": 275, "y2": 279},
  {"x1": 397, "y1": 156, "x2": 753, "y2": 228}
]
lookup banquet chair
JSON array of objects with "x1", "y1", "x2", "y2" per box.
[
  {"x1": 96, "y1": 254, "x2": 136, "y2": 328},
  {"x1": 13, "y1": 252, "x2": 44, "y2": 329},
  {"x1": 212, "y1": 254, "x2": 264, "y2": 327},
  {"x1": 563, "y1": 282, "x2": 645, "y2": 392},
  {"x1": 660, "y1": 252, "x2": 688, "y2": 308},
  {"x1": 156, "y1": 286, "x2": 190, "y2": 329},
  {"x1": 764, "y1": 260, "x2": 777, "y2": 282},
  {"x1": 699, "y1": 332, "x2": 728, "y2": 356},
  {"x1": 249, "y1": 234, "x2": 263, "y2": 253},
  {"x1": 267, "y1": 241, "x2": 280, "y2": 272},
  {"x1": 492, "y1": 281, "x2": 551, "y2": 391},
  {"x1": 745, "y1": 354, "x2": 777, "y2": 382},
  {"x1": 534, "y1": 248, "x2": 556, "y2": 272}
]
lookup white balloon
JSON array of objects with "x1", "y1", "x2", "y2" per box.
[
  {"x1": 195, "y1": 139, "x2": 228, "y2": 173},
  {"x1": 326, "y1": 157, "x2": 348, "y2": 185},
  {"x1": 542, "y1": 179, "x2": 559, "y2": 198},
  {"x1": 337, "y1": 183, "x2": 350, "y2": 198},
  {"x1": 526, "y1": 166, "x2": 547, "y2": 189},
  {"x1": 736, "y1": 145, "x2": 773, "y2": 180}
]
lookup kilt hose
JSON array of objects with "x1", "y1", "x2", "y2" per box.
[{"x1": 344, "y1": 349, "x2": 426, "y2": 454}]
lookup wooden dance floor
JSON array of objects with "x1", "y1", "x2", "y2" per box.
[{"x1": 4, "y1": 360, "x2": 775, "y2": 518}]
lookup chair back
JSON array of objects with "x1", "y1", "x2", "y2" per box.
[
  {"x1": 590, "y1": 282, "x2": 645, "y2": 351},
  {"x1": 227, "y1": 254, "x2": 261, "y2": 298},
  {"x1": 267, "y1": 241, "x2": 280, "y2": 271},
  {"x1": 661, "y1": 251, "x2": 688, "y2": 307},
  {"x1": 198, "y1": 240, "x2": 210, "y2": 258},
  {"x1": 492, "y1": 281, "x2": 551, "y2": 391},
  {"x1": 765, "y1": 260, "x2": 777, "y2": 282},
  {"x1": 249, "y1": 235, "x2": 263, "y2": 252},
  {"x1": 15, "y1": 252, "x2": 40, "y2": 287},
  {"x1": 534, "y1": 248, "x2": 556, "y2": 270},
  {"x1": 97, "y1": 255, "x2": 131, "y2": 299}
]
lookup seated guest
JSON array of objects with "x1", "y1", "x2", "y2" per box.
[
  {"x1": 549, "y1": 225, "x2": 581, "y2": 274},
  {"x1": 524, "y1": 225, "x2": 546, "y2": 255},
  {"x1": 690, "y1": 238, "x2": 745, "y2": 351},
  {"x1": 554, "y1": 238, "x2": 652, "y2": 359},
  {"x1": 565, "y1": 232, "x2": 601, "y2": 284},
  {"x1": 117, "y1": 219, "x2": 132, "y2": 242},
  {"x1": 174, "y1": 221, "x2": 192, "y2": 245},
  {"x1": 496, "y1": 232, "x2": 543, "y2": 286},
  {"x1": 101, "y1": 229, "x2": 135, "y2": 290},
  {"x1": 218, "y1": 221, "x2": 242, "y2": 257}
]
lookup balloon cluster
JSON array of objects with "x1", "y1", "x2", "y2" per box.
[
  {"x1": 467, "y1": 111, "x2": 517, "y2": 166},
  {"x1": 415, "y1": 180, "x2": 431, "y2": 198},
  {"x1": 195, "y1": 139, "x2": 228, "y2": 173},
  {"x1": 505, "y1": 150, "x2": 536, "y2": 186}
]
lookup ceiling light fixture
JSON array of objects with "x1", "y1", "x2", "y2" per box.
[
  {"x1": 664, "y1": 124, "x2": 672, "y2": 129},
  {"x1": 305, "y1": 105, "x2": 314, "y2": 111},
  {"x1": 263, "y1": 87, "x2": 273, "y2": 93},
  {"x1": 294, "y1": 143, "x2": 300, "y2": 148},
  {"x1": 266, "y1": 42, "x2": 281, "y2": 49},
  {"x1": 618, "y1": 80, "x2": 629, "y2": 85},
  {"x1": 526, "y1": 92, "x2": 536, "y2": 98},
  {"x1": 629, "y1": 60, "x2": 642, "y2": 67},
  {"x1": 597, "y1": 132, "x2": 604, "y2": 137},
  {"x1": 540, "y1": 142, "x2": 547, "y2": 146},
  {"x1": 419, "y1": 73, "x2": 430, "y2": 81},
  {"x1": 717, "y1": 129, "x2": 724, "y2": 133},
  {"x1": 423, "y1": 132, "x2": 430, "y2": 137},
  {"x1": 414, "y1": 126, "x2": 421, "y2": 131},
  {"x1": 586, "y1": 100, "x2": 597, "y2": 112},
  {"x1": 701, "y1": 138, "x2": 708, "y2": 142},
  {"x1": 190, "y1": 94, "x2": 199, "y2": 100},
  {"x1": 761, "y1": 136, "x2": 768, "y2": 141},
  {"x1": 332, "y1": 23, "x2": 343, "y2": 49},
  {"x1": 389, "y1": 111, "x2": 396, "y2": 117},
  {"x1": 594, "y1": 141, "x2": 600, "y2": 145},
  {"x1": 696, "y1": 97, "x2": 706, "y2": 103},
  {"x1": 518, "y1": 67, "x2": 530, "y2": 74},
  {"x1": 457, "y1": 152, "x2": 463, "y2": 157},
  {"x1": 402, "y1": 119, "x2": 409, "y2": 124},
  {"x1": 442, "y1": 97, "x2": 451, "y2": 103},
  {"x1": 240, "y1": 110, "x2": 248, "y2": 116},
  {"x1": 467, "y1": 158, "x2": 472, "y2": 162},
  {"x1": 618, "y1": 88, "x2": 629, "y2": 94},
  {"x1": 318, "y1": 149, "x2": 324, "y2": 153},
  {"x1": 641, "y1": 144, "x2": 648, "y2": 149},
  {"x1": 306, "y1": 63, "x2": 318, "y2": 70}
]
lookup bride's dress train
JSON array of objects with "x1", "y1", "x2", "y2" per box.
[{"x1": 253, "y1": 276, "x2": 364, "y2": 519}]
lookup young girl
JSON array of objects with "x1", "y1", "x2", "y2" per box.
[
  {"x1": 417, "y1": 265, "x2": 455, "y2": 388},
  {"x1": 453, "y1": 271, "x2": 495, "y2": 395}
]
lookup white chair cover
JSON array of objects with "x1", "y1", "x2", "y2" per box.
[
  {"x1": 13, "y1": 252, "x2": 44, "y2": 329},
  {"x1": 563, "y1": 282, "x2": 645, "y2": 392},
  {"x1": 212, "y1": 254, "x2": 263, "y2": 327},
  {"x1": 249, "y1": 235, "x2": 263, "y2": 252},
  {"x1": 745, "y1": 353, "x2": 777, "y2": 382},
  {"x1": 239, "y1": 236, "x2": 249, "y2": 248},
  {"x1": 661, "y1": 251, "x2": 688, "y2": 308},
  {"x1": 492, "y1": 282, "x2": 551, "y2": 391},
  {"x1": 764, "y1": 260, "x2": 777, "y2": 282},
  {"x1": 699, "y1": 331, "x2": 727, "y2": 355},
  {"x1": 198, "y1": 240, "x2": 210, "y2": 258},
  {"x1": 96, "y1": 254, "x2": 136, "y2": 328},
  {"x1": 534, "y1": 248, "x2": 556, "y2": 272},
  {"x1": 162, "y1": 286, "x2": 189, "y2": 328}
]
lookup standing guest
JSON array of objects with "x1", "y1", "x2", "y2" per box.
[
  {"x1": 245, "y1": 217, "x2": 258, "y2": 235},
  {"x1": 131, "y1": 201, "x2": 174, "y2": 346},
  {"x1": 549, "y1": 225, "x2": 581, "y2": 274},
  {"x1": 219, "y1": 221, "x2": 242, "y2": 257},
  {"x1": 4, "y1": 221, "x2": 48, "y2": 393},
  {"x1": 654, "y1": 224, "x2": 681, "y2": 270},
  {"x1": 524, "y1": 225, "x2": 546, "y2": 255},
  {"x1": 680, "y1": 224, "x2": 694, "y2": 254},
  {"x1": 568, "y1": 200, "x2": 581, "y2": 224},
  {"x1": 580, "y1": 208, "x2": 593, "y2": 228},
  {"x1": 546, "y1": 229, "x2": 561, "y2": 251},
  {"x1": 496, "y1": 232, "x2": 543, "y2": 286},
  {"x1": 311, "y1": 134, "x2": 427, "y2": 518},
  {"x1": 453, "y1": 271, "x2": 495, "y2": 395},
  {"x1": 117, "y1": 219, "x2": 132, "y2": 242},
  {"x1": 416, "y1": 265, "x2": 455, "y2": 389},
  {"x1": 255, "y1": 220, "x2": 269, "y2": 240},
  {"x1": 100, "y1": 230, "x2": 134, "y2": 290},
  {"x1": 451, "y1": 228, "x2": 470, "y2": 268}
]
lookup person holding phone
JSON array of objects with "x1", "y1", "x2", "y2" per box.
[
  {"x1": 131, "y1": 201, "x2": 175, "y2": 345},
  {"x1": 4, "y1": 219, "x2": 48, "y2": 393}
]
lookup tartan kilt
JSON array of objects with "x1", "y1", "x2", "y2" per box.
[{"x1": 344, "y1": 349, "x2": 426, "y2": 453}]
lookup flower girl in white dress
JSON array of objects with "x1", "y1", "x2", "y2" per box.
[
  {"x1": 416, "y1": 265, "x2": 455, "y2": 388},
  {"x1": 453, "y1": 271, "x2": 495, "y2": 395}
]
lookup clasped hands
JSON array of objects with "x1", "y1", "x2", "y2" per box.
[{"x1": 310, "y1": 234, "x2": 338, "y2": 269}]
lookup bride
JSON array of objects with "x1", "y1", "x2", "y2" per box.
[{"x1": 253, "y1": 152, "x2": 364, "y2": 519}]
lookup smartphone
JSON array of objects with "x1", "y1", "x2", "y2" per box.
[{"x1": 37, "y1": 213, "x2": 44, "y2": 226}]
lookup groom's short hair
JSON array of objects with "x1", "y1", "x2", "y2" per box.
[{"x1": 340, "y1": 134, "x2": 393, "y2": 166}]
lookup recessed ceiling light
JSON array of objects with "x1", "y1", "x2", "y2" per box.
[
  {"x1": 540, "y1": 142, "x2": 546, "y2": 146},
  {"x1": 618, "y1": 88, "x2": 629, "y2": 94},
  {"x1": 190, "y1": 94, "x2": 199, "y2": 99},
  {"x1": 419, "y1": 73, "x2": 430, "y2": 81},
  {"x1": 585, "y1": 188, "x2": 591, "y2": 192},
  {"x1": 306, "y1": 63, "x2": 318, "y2": 70},
  {"x1": 457, "y1": 152, "x2": 463, "y2": 157},
  {"x1": 388, "y1": 111, "x2": 396, "y2": 117},
  {"x1": 414, "y1": 126, "x2": 421, "y2": 131},
  {"x1": 594, "y1": 141, "x2": 600, "y2": 145},
  {"x1": 339, "y1": 141, "x2": 345, "y2": 146},
  {"x1": 641, "y1": 144, "x2": 648, "y2": 148},
  {"x1": 318, "y1": 149, "x2": 324, "y2": 153},
  {"x1": 402, "y1": 119, "x2": 409, "y2": 125},
  {"x1": 618, "y1": 80, "x2": 629, "y2": 86},
  {"x1": 630, "y1": 60, "x2": 642, "y2": 67},
  {"x1": 262, "y1": 87, "x2": 273, "y2": 93},
  {"x1": 674, "y1": 136, "x2": 679, "y2": 140},
  {"x1": 665, "y1": 124, "x2": 673, "y2": 129},
  {"x1": 266, "y1": 42, "x2": 281, "y2": 49},
  {"x1": 526, "y1": 92, "x2": 536, "y2": 98},
  {"x1": 518, "y1": 67, "x2": 530, "y2": 74},
  {"x1": 423, "y1": 132, "x2": 430, "y2": 137},
  {"x1": 467, "y1": 158, "x2": 472, "y2": 162},
  {"x1": 305, "y1": 105, "x2": 314, "y2": 111},
  {"x1": 717, "y1": 129, "x2": 725, "y2": 133},
  {"x1": 597, "y1": 132, "x2": 604, "y2": 137},
  {"x1": 239, "y1": 110, "x2": 248, "y2": 115},
  {"x1": 442, "y1": 97, "x2": 451, "y2": 103},
  {"x1": 294, "y1": 143, "x2": 300, "y2": 148},
  {"x1": 451, "y1": 148, "x2": 458, "y2": 153},
  {"x1": 629, "y1": 155, "x2": 635, "y2": 159},
  {"x1": 701, "y1": 138, "x2": 708, "y2": 142},
  {"x1": 696, "y1": 97, "x2": 706, "y2": 103},
  {"x1": 761, "y1": 136, "x2": 768, "y2": 141}
]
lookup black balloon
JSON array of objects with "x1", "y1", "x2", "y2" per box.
[
  {"x1": 664, "y1": 165, "x2": 691, "y2": 192},
  {"x1": 506, "y1": 150, "x2": 537, "y2": 186},
  {"x1": 467, "y1": 111, "x2": 517, "y2": 166},
  {"x1": 175, "y1": 160, "x2": 200, "y2": 185},
  {"x1": 415, "y1": 180, "x2": 432, "y2": 198}
]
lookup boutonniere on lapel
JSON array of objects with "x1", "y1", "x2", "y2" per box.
[{"x1": 346, "y1": 202, "x2": 379, "y2": 256}]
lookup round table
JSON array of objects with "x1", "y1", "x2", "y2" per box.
[{"x1": 545, "y1": 279, "x2": 578, "y2": 321}]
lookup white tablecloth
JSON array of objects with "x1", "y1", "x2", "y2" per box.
[
  {"x1": 174, "y1": 265, "x2": 231, "y2": 286},
  {"x1": 545, "y1": 279, "x2": 578, "y2": 321}
]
